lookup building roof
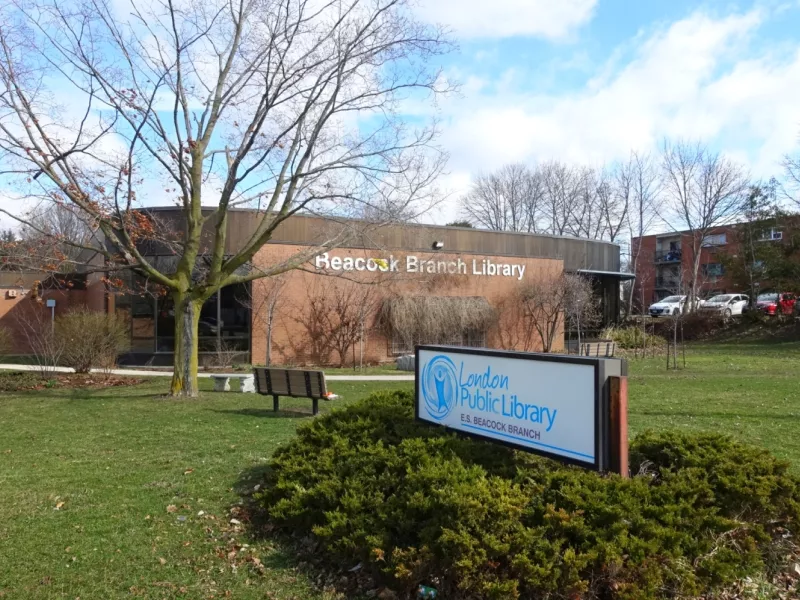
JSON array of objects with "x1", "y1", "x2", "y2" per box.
[{"x1": 143, "y1": 207, "x2": 622, "y2": 274}]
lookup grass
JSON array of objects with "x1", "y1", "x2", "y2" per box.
[
  {"x1": 1, "y1": 340, "x2": 799, "y2": 598},
  {"x1": 0, "y1": 379, "x2": 408, "y2": 600},
  {"x1": 627, "y1": 339, "x2": 800, "y2": 466}
]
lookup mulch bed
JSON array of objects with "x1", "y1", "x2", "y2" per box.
[{"x1": 0, "y1": 371, "x2": 145, "y2": 392}]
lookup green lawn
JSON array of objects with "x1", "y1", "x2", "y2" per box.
[
  {"x1": 0, "y1": 379, "x2": 408, "y2": 600},
  {"x1": 1, "y1": 341, "x2": 799, "y2": 598},
  {"x1": 627, "y1": 340, "x2": 800, "y2": 466}
]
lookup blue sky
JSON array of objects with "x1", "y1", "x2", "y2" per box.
[
  {"x1": 412, "y1": 0, "x2": 800, "y2": 222},
  {"x1": 2, "y1": 0, "x2": 799, "y2": 230}
]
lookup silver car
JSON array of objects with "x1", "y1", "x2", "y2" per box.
[
  {"x1": 648, "y1": 295, "x2": 704, "y2": 317},
  {"x1": 700, "y1": 294, "x2": 749, "y2": 317}
]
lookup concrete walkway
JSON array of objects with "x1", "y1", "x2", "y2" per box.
[{"x1": 0, "y1": 363, "x2": 414, "y2": 381}]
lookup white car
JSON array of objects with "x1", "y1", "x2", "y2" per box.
[
  {"x1": 648, "y1": 295, "x2": 703, "y2": 317},
  {"x1": 700, "y1": 294, "x2": 749, "y2": 317}
]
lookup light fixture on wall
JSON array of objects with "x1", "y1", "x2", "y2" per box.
[{"x1": 432, "y1": 241, "x2": 444, "y2": 250}]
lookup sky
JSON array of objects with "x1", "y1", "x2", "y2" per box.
[
  {"x1": 2, "y1": 0, "x2": 800, "y2": 232},
  {"x1": 415, "y1": 0, "x2": 800, "y2": 224}
]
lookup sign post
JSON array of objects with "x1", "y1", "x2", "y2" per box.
[
  {"x1": 45, "y1": 298, "x2": 56, "y2": 332},
  {"x1": 415, "y1": 346, "x2": 627, "y2": 474},
  {"x1": 609, "y1": 376, "x2": 629, "y2": 477}
]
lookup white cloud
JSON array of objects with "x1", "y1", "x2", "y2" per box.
[
  {"x1": 428, "y1": 8, "x2": 800, "y2": 222},
  {"x1": 414, "y1": 0, "x2": 597, "y2": 40}
]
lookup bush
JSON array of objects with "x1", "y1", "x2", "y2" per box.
[
  {"x1": 651, "y1": 312, "x2": 728, "y2": 341},
  {"x1": 56, "y1": 307, "x2": 129, "y2": 373},
  {"x1": 256, "y1": 391, "x2": 800, "y2": 600},
  {"x1": 0, "y1": 371, "x2": 50, "y2": 392},
  {"x1": 0, "y1": 325, "x2": 11, "y2": 356},
  {"x1": 601, "y1": 325, "x2": 666, "y2": 350}
]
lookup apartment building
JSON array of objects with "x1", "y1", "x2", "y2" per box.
[{"x1": 631, "y1": 226, "x2": 740, "y2": 308}]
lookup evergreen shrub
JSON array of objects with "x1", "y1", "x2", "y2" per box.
[{"x1": 256, "y1": 391, "x2": 800, "y2": 599}]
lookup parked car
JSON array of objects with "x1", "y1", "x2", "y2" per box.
[
  {"x1": 699, "y1": 294, "x2": 749, "y2": 317},
  {"x1": 648, "y1": 295, "x2": 704, "y2": 317},
  {"x1": 755, "y1": 292, "x2": 797, "y2": 315}
]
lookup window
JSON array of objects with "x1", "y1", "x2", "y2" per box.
[
  {"x1": 702, "y1": 233, "x2": 727, "y2": 247},
  {"x1": 702, "y1": 263, "x2": 725, "y2": 278},
  {"x1": 120, "y1": 275, "x2": 251, "y2": 356},
  {"x1": 154, "y1": 283, "x2": 251, "y2": 353},
  {"x1": 42, "y1": 273, "x2": 88, "y2": 290},
  {"x1": 758, "y1": 228, "x2": 783, "y2": 241}
]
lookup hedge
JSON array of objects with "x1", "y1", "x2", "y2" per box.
[{"x1": 255, "y1": 390, "x2": 800, "y2": 599}]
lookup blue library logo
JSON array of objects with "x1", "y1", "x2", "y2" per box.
[{"x1": 421, "y1": 355, "x2": 459, "y2": 420}]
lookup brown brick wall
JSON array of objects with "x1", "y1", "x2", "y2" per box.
[
  {"x1": 0, "y1": 288, "x2": 100, "y2": 354},
  {"x1": 250, "y1": 244, "x2": 565, "y2": 366},
  {"x1": 632, "y1": 226, "x2": 745, "y2": 309}
]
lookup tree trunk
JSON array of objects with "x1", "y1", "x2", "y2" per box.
[
  {"x1": 690, "y1": 246, "x2": 702, "y2": 311},
  {"x1": 170, "y1": 293, "x2": 203, "y2": 397},
  {"x1": 626, "y1": 254, "x2": 639, "y2": 317},
  {"x1": 266, "y1": 304, "x2": 274, "y2": 367}
]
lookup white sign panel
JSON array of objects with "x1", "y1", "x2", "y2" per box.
[{"x1": 416, "y1": 346, "x2": 600, "y2": 468}]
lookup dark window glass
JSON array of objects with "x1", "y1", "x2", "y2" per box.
[{"x1": 219, "y1": 283, "x2": 250, "y2": 352}]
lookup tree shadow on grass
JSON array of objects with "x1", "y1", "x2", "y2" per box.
[
  {"x1": 634, "y1": 409, "x2": 800, "y2": 421},
  {"x1": 233, "y1": 464, "x2": 292, "y2": 549},
  {"x1": 231, "y1": 464, "x2": 374, "y2": 598},
  {"x1": 210, "y1": 408, "x2": 314, "y2": 419},
  {"x1": 6, "y1": 388, "x2": 161, "y2": 401}
]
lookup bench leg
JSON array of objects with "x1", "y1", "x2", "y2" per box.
[
  {"x1": 312, "y1": 398, "x2": 319, "y2": 416},
  {"x1": 241, "y1": 375, "x2": 255, "y2": 393},
  {"x1": 273, "y1": 395, "x2": 279, "y2": 412},
  {"x1": 213, "y1": 377, "x2": 231, "y2": 392}
]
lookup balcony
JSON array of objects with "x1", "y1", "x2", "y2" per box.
[
  {"x1": 654, "y1": 250, "x2": 682, "y2": 264},
  {"x1": 655, "y1": 277, "x2": 682, "y2": 290}
]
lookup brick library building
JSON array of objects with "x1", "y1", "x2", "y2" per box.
[{"x1": 1, "y1": 210, "x2": 626, "y2": 366}]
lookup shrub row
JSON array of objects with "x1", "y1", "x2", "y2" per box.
[
  {"x1": 0, "y1": 308, "x2": 129, "y2": 373},
  {"x1": 55, "y1": 307, "x2": 129, "y2": 373},
  {"x1": 256, "y1": 391, "x2": 800, "y2": 600},
  {"x1": 601, "y1": 325, "x2": 666, "y2": 349}
]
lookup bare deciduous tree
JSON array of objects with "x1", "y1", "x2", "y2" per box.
[
  {"x1": 460, "y1": 159, "x2": 635, "y2": 244},
  {"x1": 23, "y1": 204, "x2": 93, "y2": 249},
  {"x1": 17, "y1": 307, "x2": 65, "y2": 377},
  {"x1": 459, "y1": 164, "x2": 544, "y2": 233},
  {"x1": 518, "y1": 273, "x2": 567, "y2": 353},
  {"x1": 660, "y1": 140, "x2": 749, "y2": 309},
  {"x1": 327, "y1": 282, "x2": 377, "y2": 368},
  {"x1": 249, "y1": 275, "x2": 287, "y2": 366},
  {"x1": 621, "y1": 151, "x2": 659, "y2": 315},
  {"x1": 782, "y1": 150, "x2": 800, "y2": 209},
  {"x1": 0, "y1": 0, "x2": 451, "y2": 396},
  {"x1": 493, "y1": 289, "x2": 536, "y2": 351},
  {"x1": 290, "y1": 279, "x2": 376, "y2": 367},
  {"x1": 540, "y1": 161, "x2": 583, "y2": 237},
  {"x1": 563, "y1": 274, "x2": 599, "y2": 349}
]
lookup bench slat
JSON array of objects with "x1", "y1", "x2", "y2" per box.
[
  {"x1": 253, "y1": 367, "x2": 327, "y2": 399},
  {"x1": 577, "y1": 341, "x2": 616, "y2": 358}
]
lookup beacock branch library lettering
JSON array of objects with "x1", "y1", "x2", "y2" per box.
[
  {"x1": 0, "y1": 209, "x2": 630, "y2": 366},
  {"x1": 315, "y1": 252, "x2": 529, "y2": 280}
]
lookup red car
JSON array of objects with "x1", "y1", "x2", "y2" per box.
[{"x1": 755, "y1": 292, "x2": 797, "y2": 315}]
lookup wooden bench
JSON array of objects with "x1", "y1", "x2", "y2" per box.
[
  {"x1": 576, "y1": 341, "x2": 616, "y2": 358},
  {"x1": 253, "y1": 367, "x2": 328, "y2": 415}
]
